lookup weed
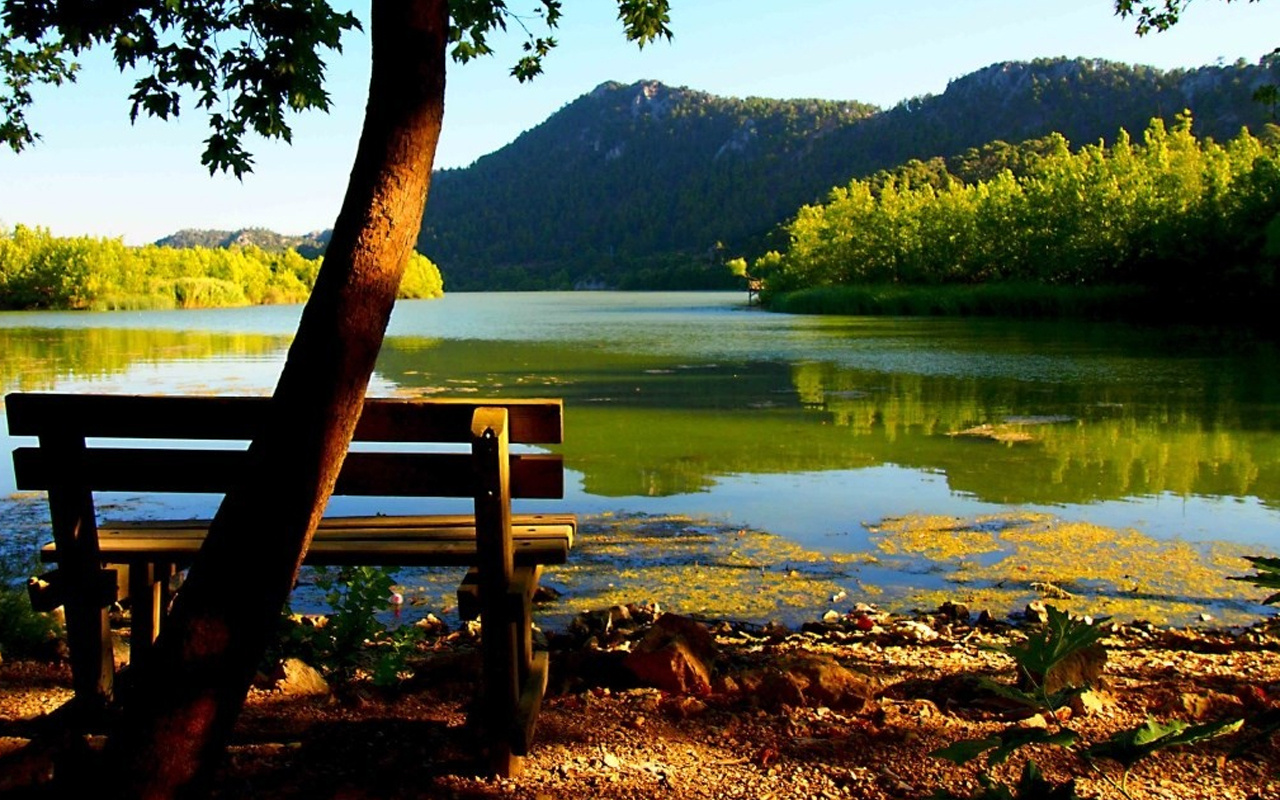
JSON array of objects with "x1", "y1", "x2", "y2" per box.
[
  {"x1": 931, "y1": 604, "x2": 1241, "y2": 798},
  {"x1": 0, "y1": 552, "x2": 62, "y2": 659},
  {"x1": 1229, "y1": 556, "x2": 1280, "y2": 605},
  {"x1": 272, "y1": 565, "x2": 422, "y2": 687}
]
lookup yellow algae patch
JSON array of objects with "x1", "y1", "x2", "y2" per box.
[
  {"x1": 869, "y1": 514, "x2": 1014, "y2": 561},
  {"x1": 870, "y1": 512, "x2": 1271, "y2": 626},
  {"x1": 542, "y1": 514, "x2": 859, "y2": 624}
]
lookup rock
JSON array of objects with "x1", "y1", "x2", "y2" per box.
[
  {"x1": 1020, "y1": 643, "x2": 1107, "y2": 695},
  {"x1": 112, "y1": 632, "x2": 130, "y2": 669},
  {"x1": 1025, "y1": 600, "x2": 1049, "y2": 624},
  {"x1": 413, "y1": 613, "x2": 447, "y2": 635},
  {"x1": 623, "y1": 614, "x2": 717, "y2": 696},
  {"x1": 661, "y1": 696, "x2": 707, "y2": 718},
  {"x1": 533, "y1": 584, "x2": 562, "y2": 603},
  {"x1": 893, "y1": 619, "x2": 938, "y2": 642},
  {"x1": 822, "y1": 609, "x2": 841, "y2": 623},
  {"x1": 738, "y1": 655, "x2": 877, "y2": 712},
  {"x1": 937, "y1": 601, "x2": 970, "y2": 623},
  {"x1": 1169, "y1": 690, "x2": 1241, "y2": 720},
  {"x1": 276, "y1": 657, "x2": 330, "y2": 697},
  {"x1": 1070, "y1": 689, "x2": 1115, "y2": 717}
]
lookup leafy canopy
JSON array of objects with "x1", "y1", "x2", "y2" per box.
[
  {"x1": 1, "y1": 0, "x2": 672, "y2": 175},
  {"x1": 1114, "y1": 0, "x2": 1264, "y2": 35}
]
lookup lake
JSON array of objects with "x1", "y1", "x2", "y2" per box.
[{"x1": 2, "y1": 291, "x2": 1278, "y2": 626}]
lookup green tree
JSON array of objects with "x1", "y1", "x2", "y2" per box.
[{"x1": 2, "y1": 2, "x2": 671, "y2": 797}]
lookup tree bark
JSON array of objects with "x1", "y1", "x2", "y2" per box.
[{"x1": 102, "y1": 2, "x2": 448, "y2": 796}]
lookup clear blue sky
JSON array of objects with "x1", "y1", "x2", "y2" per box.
[{"x1": 2, "y1": 0, "x2": 1279, "y2": 244}]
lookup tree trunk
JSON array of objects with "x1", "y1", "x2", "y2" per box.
[{"x1": 103, "y1": 2, "x2": 448, "y2": 796}]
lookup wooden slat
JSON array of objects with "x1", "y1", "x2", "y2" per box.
[
  {"x1": 42, "y1": 531, "x2": 571, "y2": 567},
  {"x1": 358, "y1": 399, "x2": 563, "y2": 445},
  {"x1": 5, "y1": 394, "x2": 563, "y2": 444},
  {"x1": 14, "y1": 448, "x2": 565, "y2": 499},
  {"x1": 100, "y1": 514, "x2": 576, "y2": 546}
]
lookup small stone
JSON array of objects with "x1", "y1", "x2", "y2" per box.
[
  {"x1": 533, "y1": 584, "x2": 562, "y2": 603},
  {"x1": 938, "y1": 601, "x2": 970, "y2": 622},
  {"x1": 1025, "y1": 600, "x2": 1049, "y2": 624},
  {"x1": 831, "y1": 590, "x2": 848, "y2": 603},
  {"x1": 894, "y1": 619, "x2": 938, "y2": 642},
  {"x1": 275, "y1": 658, "x2": 330, "y2": 697},
  {"x1": 822, "y1": 609, "x2": 841, "y2": 623},
  {"x1": 1199, "y1": 612, "x2": 1214, "y2": 623},
  {"x1": 1071, "y1": 689, "x2": 1114, "y2": 717},
  {"x1": 413, "y1": 613, "x2": 447, "y2": 635},
  {"x1": 602, "y1": 752, "x2": 621, "y2": 770}
]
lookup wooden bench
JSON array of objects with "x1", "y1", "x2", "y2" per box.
[{"x1": 6, "y1": 392, "x2": 576, "y2": 776}]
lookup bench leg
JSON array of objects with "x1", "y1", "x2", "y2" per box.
[
  {"x1": 126, "y1": 563, "x2": 171, "y2": 672},
  {"x1": 474, "y1": 566, "x2": 549, "y2": 776},
  {"x1": 60, "y1": 569, "x2": 118, "y2": 714}
]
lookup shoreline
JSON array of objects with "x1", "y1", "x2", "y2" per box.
[{"x1": 3, "y1": 602, "x2": 1280, "y2": 798}]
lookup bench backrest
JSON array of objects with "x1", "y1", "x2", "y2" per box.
[{"x1": 6, "y1": 393, "x2": 565, "y2": 500}]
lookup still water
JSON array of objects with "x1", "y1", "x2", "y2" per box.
[{"x1": 2, "y1": 292, "x2": 1278, "y2": 622}]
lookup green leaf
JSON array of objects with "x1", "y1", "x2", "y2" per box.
[
  {"x1": 1002, "y1": 605, "x2": 1109, "y2": 688},
  {"x1": 988, "y1": 727, "x2": 1079, "y2": 766},
  {"x1": 926, "y1": 761, "x2": 1079, "y2": 800},
  {"x1": 931, "y1": 727, "x2": 1078, "y2": 767},
  {"x1": 932, "y1": 736, "x2": 1003, "y2": 766},
  {"x1": 1012, "y1": 761, "x2": 1080, "y2": 800},
  {"x1": 1228, "y1": 555, "x2": 1280, "y2": 605},
  {"x1": 1085, "y1": 717, "x2": 1244, "y2": 768}
]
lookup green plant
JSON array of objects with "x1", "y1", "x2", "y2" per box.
[
  {"x1": 931, "y1": 605, "x2": 1241, "y2": 799},
  {"x1": 0, "y1": 554, "x2": 62, "y2": 659},
  {"x1": 1084, "y1": 717, "x2": 1243, "y2": 794},
  {"x1": 932, "y1": 760, "x2": 1080, "y2": 800},
  {"x1": 276, "y1": 565, "x2": 422, "y2": 687},
  {"x1": 1228, "y1": 555, "x2": 1280, "y2": 604}
]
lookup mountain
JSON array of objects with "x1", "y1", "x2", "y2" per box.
[
  {"x1": 155, "y1": 227, "x2": 331, "y2": 259},
  {"x1": 419, "y1": 56, "x2": 1280, "y2": 290}
]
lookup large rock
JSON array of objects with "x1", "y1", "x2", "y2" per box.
[
  {"x1": 623, "y1": 614, "x2": 717, "y2": 696},
  {"x1": 1016, "y1": 642, "x2": 1107, "y2": 696},
  {"x1": 737, "y1": 655, "x2": 878, "y2": 712}
]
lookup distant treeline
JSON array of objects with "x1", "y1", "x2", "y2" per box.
[
  {"x1": 0, "y1": 226, "x2": 443, "y2": 311},
  {"x1": 746, "y1": 114, "x2": 1280, "y2": 319}
]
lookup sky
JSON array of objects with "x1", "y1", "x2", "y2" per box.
[{"x1": 2, "y1": 0, "x2": 1280, "y2": 245}]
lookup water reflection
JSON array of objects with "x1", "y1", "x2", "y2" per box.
[{"x1": 2, "y1": 295, "x2": 1278, "y2": 535}]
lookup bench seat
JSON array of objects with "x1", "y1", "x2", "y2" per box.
[{"x1": 47, "y1": 513, "x2": 576, "y2": 567}]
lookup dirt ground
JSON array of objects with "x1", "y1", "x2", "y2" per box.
[{"x1": 3, "y1": 608, "x2": 1280, "y2": 800}]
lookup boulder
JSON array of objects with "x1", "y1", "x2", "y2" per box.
[
  {"x1": 1019, "y1": 643, "x2": 1107, "y2": 695},
  {"x1": 623, "y1": 614, "x2": 717, "y2": 696},
  {"x1": 737, "y1": 655, "x2": 877, "y2": 712}
]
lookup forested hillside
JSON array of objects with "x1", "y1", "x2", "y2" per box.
[
  {"x1": 418, "y1": 56, "x2": 1280, "y2": 290},
  {"x1": 156, "y1": 228, "x2": 332, "y2": 259}
]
